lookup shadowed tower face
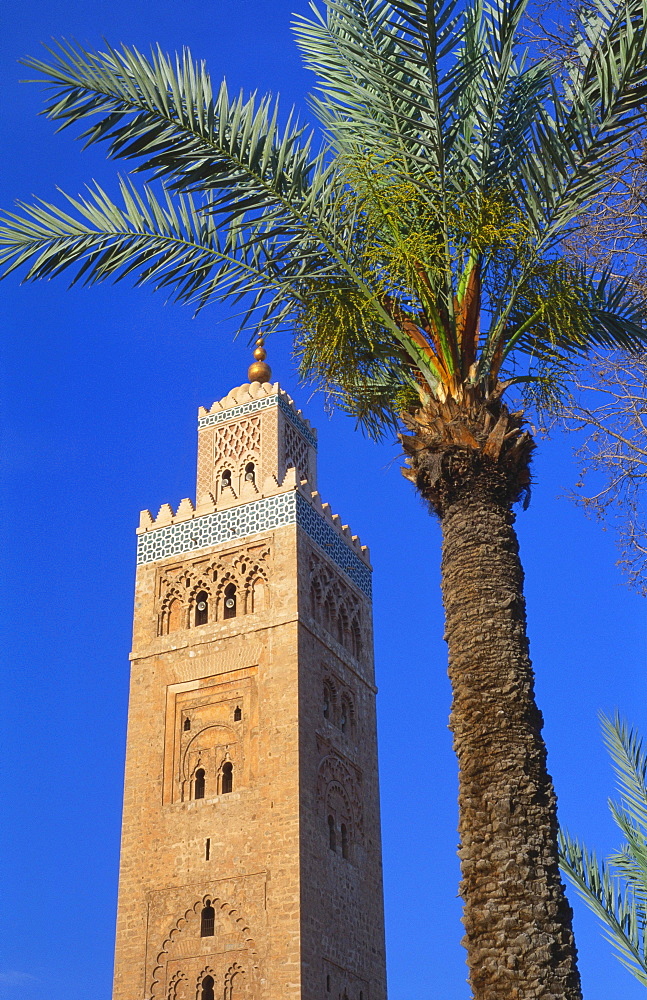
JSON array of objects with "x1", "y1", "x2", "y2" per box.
[{"x1": 112, "y1": 375, "x2": 387, "y2": 1000}]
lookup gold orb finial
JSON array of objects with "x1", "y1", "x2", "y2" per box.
[{"x1": 248, "y1": 334, "x2": 272, "y2": 383}]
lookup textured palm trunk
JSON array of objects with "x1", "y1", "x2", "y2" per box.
[
  {"x1": 401, "y1": 395, "x2": 582, "y2": 1000},
  {"x1": 441, "y1": 484, "x2": 581, "y2": 999}
]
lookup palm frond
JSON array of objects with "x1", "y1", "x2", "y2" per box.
[
  {"x1": 559, "y1": 827, "x2": 647, "y2": 986},
  {"x1": 4, "y1": 0, "x2": 647, "y2": 426},
  {"x1": 0, "y1": 178, "x2": 297, "y2": 318},
  {"x1": 559, "y1": 713, "x2": 647, "y2": 987},
  {"x1": 24, "y1": 40, "x2": 335, "y2": 227}
]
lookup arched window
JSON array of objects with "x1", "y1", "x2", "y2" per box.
[
  {"x1": 221, "y1": 469, "x2": 232, "y2": 489},
  {"x1": 195, "y1": 590, "x2": 209, "y2": 626},
  {"x1": 167, "y1": 598, "x2": 182, "y2": 633},
  {"x1": 337, "y1": 605, "x2": 350, "y2": 647},
  {"x1": 310, "y1": 578, "x2": 322, "y2": 619},
  {"x1": 223, "y1": 582, "x2": 237, "y2": 619},
  {"x1": 233, "y1": 706, "x2": 242, "y2": 722},
  {"x1": 323, "y1": 594, "x2": 335, "y2": 633},
  {"x1": 200, "y1": 903, "x2": 215, "y2": 937},
  {"x1": 350, "y1": 617, "x2": 361, "y2": 659},
  {"x1": 323, "y1": 684, "x2": 331, "y2": 720},
  {"x1": 251, "y1": 577, "x2": 266, "y2": 612},
  {"x1": 183, "y1": 717, "x2": 191, "y2": 732},
  {"x1": 221, "y1": 762, "x2": 233, "y2": 794},
  {"x1": 328, "y1": 814, "x2": 336, "y2": 852},
  {"x1": 341, "y1": 823, "x2": 349, "y2": 860},
  {"x1": 194, "y1": 768, "x2": 205, "y2": 800},
  {"x1": 340, "y1": 695, "x2": 353, "y2": 735},
  {"x1": 244, "y1": 462, "x2": 255, "y2": 484},
  {"x1": 201, "y1": 976, "x2": 215, "y2": 1000}
]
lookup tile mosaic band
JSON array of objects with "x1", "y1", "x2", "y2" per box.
[
  {"x1": 198, "y1": 394, "x2": 317, "y2": 449},
  {"x1": 136, "y1": 491, "x2": 371, "y2": 597}
]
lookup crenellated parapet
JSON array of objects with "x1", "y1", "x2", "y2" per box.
[
  {"x1": 136, "y1": 381, "x2": 370, "y2": 595},
  {"x1": 137, "y1": 487, "x2": 371, "y2": 597}
]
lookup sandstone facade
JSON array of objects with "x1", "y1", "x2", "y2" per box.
[{"x1": 113, "y1": 380, "x2": 387, "y2": 1000}]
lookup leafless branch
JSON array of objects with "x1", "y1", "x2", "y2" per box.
[{"x1": 561, "y1": 353, "x2": 647, "y2": 594}]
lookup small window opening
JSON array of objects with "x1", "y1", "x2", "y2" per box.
[
  {"x1": 340, "y1": 708, "x2": 347, "y2": 733},
  {"x1": 244, "y1": 462, "x2": 255, "y2": 483},
  {"x1": 223, "y1": 582, "x2": 237, "y2": 619},
  {"x1": 195, "y1": 590, "x2": 209, "y2": 626},
  {"x1": 221, "y1": 761, "x2": 233, "y2": 794},
  {"x1": 201, "y1": 975, "x2": 215, "y2": 1000},
  {"x1": 200, "y1": 903, "x2": 215, "y2": 937},
  {"x1": 326, "y1": 975, "x2": 331, "y2": 993},
  {"x1": 234, "y1": 706, "x2": 242, "y2": 722},
  {"x1": 183, "y1": 717, "x2": 191, "y2": 732},
  {"x1": 341, "y1": 823, "x2": 349, "y2": 860},
  {"x1": 328, "y1": 815, "x2": 336, "y2": 852},
  {"x1": 221, "y1": 469, "x2": 232, "y2": 488},
  {"x1": 323, "y1": 683, "x2": 332, "y2": 720},
  {"x1": 205, "y1": 838, "x2": 211, "y2": 861},
  {"x1": 194, "y1": 768, "x2": 205, "y2": 800},
  {"x1": 360, "y1": 991, "x2": 364, "y2": 999}
]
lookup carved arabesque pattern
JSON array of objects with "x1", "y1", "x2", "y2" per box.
[
  {"x1": 149, "y1": 894, "x2": 258, "y2": 1000},
  {"x1": 317, "y1": 753, "x2": 363, "y2": 836},
  {"x1": 309, "y1": 556, "x2": 363, "y2": 660},
  {"x1": 156, "y1": 545, "x2": 270, "y2": 633},
  {"x1": 322, "y1": 675, "x2": 356, "y2": 736},
  {"x1": 282, "y1": 420, "x2": 310, "y2": 483},
  {"x1": 215, "y1": 417, "x2": 261, "y2": 465}
]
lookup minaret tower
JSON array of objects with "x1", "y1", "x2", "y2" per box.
[{"x1": 113, "y1": 344, "x2": 387, "y2": 1000}]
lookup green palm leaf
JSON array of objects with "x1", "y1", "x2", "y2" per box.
[
  {"x1": 3, "y1": 0, "x2": 647, "y2": 431},
  {"x1": 559, "y1": 713, "x2": 647, "y2": 988}
]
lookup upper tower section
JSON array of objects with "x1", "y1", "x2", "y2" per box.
[
  {"x1": 135, "y1": 378, "x2": 371, "y2": 602},
  {"x1": 196, "y1": 380, "x2": 318, "y2": 504}
]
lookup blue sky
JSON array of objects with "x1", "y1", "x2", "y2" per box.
[{"x1": 0, "y1": 3, "x2": 645, "y2": 999}]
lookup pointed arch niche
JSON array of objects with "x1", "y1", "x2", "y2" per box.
[{"x1": 147, "y1": 888, "x2": 261, "y2": 1000}]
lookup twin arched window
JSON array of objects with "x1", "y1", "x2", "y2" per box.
[
  {"x1": 323, "y1": 681, "x2": 355, "y2": 735},
  {"x1": 193, "y1": 763, "x2": 234, "y2": 800},
  {"x1": 310, "y1": 581, "x2": 362, "y2": 660},
  {"x1": 161, "y1": 572, "x2": 268, "y2": 635},
  {"x1": 221, "y1": 463, "x2": 255, "y2": 492}
]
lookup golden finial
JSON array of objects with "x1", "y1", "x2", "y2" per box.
[{"x1": 247, "y1": 334, "x2": 272, "y2": 384}]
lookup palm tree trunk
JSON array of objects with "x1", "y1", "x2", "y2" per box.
[{"x1": 441, "y1": 482, "x2": 582, "y2": 999}]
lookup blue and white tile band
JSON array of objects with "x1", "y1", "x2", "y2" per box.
[
  {"x1": 136, "y1": 491, "x2": 371, "y2": 597},
  {"x1": 198, "y1": 394, "x2": 317, "y2": 450}
]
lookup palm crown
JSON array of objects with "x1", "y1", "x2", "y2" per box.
[{"x1": 2, "y1": 0, "x2": 647, "y2": 435}]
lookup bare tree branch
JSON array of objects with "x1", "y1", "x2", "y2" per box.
[{"x1": 562, "y1": 353, "x2": 647, "y2": 594}]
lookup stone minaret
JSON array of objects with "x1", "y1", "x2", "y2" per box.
[{"x1": 112, "y1": 364, "x2": 387, "y2": 1000}]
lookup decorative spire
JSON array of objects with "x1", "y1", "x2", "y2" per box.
[{"x1": 247, "y1": 333, "x2": 272, "y2": 384}]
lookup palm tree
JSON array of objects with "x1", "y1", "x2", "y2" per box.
[
  {"x1": 559, "y1": 714, "x2": 647, "y2": 988},
  {"x1": 2, "y1": 0, "x2": 647, "y2": 995}
]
